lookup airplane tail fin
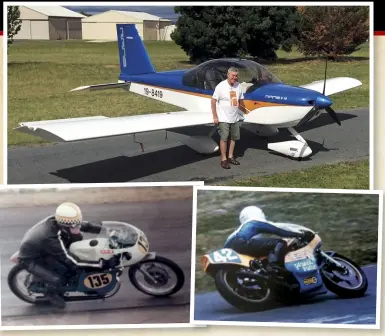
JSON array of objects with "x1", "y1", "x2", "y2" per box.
[{"x1": 116, "y1": 24, "x2": 156, "y2": 77}]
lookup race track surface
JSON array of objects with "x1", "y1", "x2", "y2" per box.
[
  {"x1": 0, "y1": 200, "x2": 192, "y2": 327},
  {"x1": 8, "y1": 108, "x2": 369, "y2": 184},
  {"x1": 194, "y1": 265, "x2": 377, "y2": 325}
]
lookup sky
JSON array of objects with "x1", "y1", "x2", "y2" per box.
[{"x1": 64, "y1": 6, "x2": 180, "y2": 22}]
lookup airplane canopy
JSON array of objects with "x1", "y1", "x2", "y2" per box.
[{"x1": 182, "y1": 58, "x2": 282, "y2": 92}]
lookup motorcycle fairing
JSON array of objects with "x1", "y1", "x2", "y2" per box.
[
  {"x1": 284, "y1": 237, "x2": 326, "y2": 294},
  {"x1": 77, "y1": 270, "x2": 119, "y2": 295},
  {"x1": 202, "y1": 248, "x2": 256, "y2": 273}
]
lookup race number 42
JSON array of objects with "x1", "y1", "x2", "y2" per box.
[{"x1": 211, "y1": 249, "x2": 240, "y2": 263}]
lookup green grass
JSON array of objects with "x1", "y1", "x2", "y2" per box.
[
  {"x1": 194, "y1": 189, "x2": 379, "y2": 293},
  {"x1": 8, "y1": 40, "x2": 369, "y2": 147},
  {"x1": 225, "y1": 159, "x2": 369, "y2": 189}
]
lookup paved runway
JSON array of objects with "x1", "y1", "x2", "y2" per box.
[
  {"x1": 8, "y1": 108, "x2": 369, "y2": 184},
  {"x1": 194, "y1": 265, "x2": 377, "y2": 325},
  {"x1": 0, "y1": 200, "x2": 192, "y2": 327}
]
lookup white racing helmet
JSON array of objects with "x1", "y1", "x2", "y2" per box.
[
  {"x1": 239, "y1": 205, "x2": 267, "y2": 225},
  {"x1": 55, "y1": 202, "x2": 83, "y2": 228}
]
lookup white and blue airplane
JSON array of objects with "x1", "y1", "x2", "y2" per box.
[{"x1": 16, "y1": 24, "x2": 362, "y2": 159}]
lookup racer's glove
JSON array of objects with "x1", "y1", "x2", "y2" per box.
[
  {"x1": 81, "y1": 221, "x2": 102, "y2": 234},
  {"x1": 300, "y1": 230, "x2": 315, "y2": 241}
]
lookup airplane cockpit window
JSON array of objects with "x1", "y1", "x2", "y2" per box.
[
  {"x1": 182, "y1": 58, "x2": 282, "y2": 92},
  {"x1": 182, "y1": 59, "x2": 230, "y2": 90},
  {"x1": 238, "y1": 60, "x2": 282, "y2": 93}
]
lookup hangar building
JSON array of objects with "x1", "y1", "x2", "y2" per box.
[
  {"x1": 81, "y1": 10, "x2": 173, "y2": 41},
  {"x1": 14, "y1": 6, "x2": 85, "y2": 40}
]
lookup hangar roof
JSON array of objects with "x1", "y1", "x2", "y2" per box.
[
  {"x1": 23, "y1": 5, "x2": 86, "y2": 18},
  {"x1": 82, "y1": 10, "x2": 170, "y2": 22}
]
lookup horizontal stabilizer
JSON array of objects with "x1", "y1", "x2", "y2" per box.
[
  {"x1": 70, "y1": 82, "x2": 130, "y2": 92},
  {"x1": 16, "y1": 111, "x2": 214, "y2": 142},
  {"x1": 301, "y1": 77, "x2": 362, "y2": 96}
]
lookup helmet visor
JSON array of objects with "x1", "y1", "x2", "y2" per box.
[{"x1": 58, "y1": 221, "x2": 82, "y2": 229}]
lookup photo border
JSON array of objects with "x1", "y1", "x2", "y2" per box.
[
  {"x1": 0, "y1": 181, "x2": 204, "y2": 331},
  {"x1": 2, "y1": 0, "x2": 374, "y2": 188},
  {"x1": 190, "y1": 185, "x2": 383, "y2": 330}
]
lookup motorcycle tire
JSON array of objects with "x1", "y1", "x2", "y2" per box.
[
  {"x1": 320, "y1": 252, "x2": 368, "y2": 298},
  {"x1": 214, "y1": 267, "x2": 275, "y2": 312},
  {"x1": 128, "y1": 255, "x2": 185, "y2": 297},
  {"x1": 7, "y1": 263, "x2": 49, "y2": 305}
]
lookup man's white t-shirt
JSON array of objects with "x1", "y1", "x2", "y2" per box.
[{"x1": 212, "y1": 80, "x2": 244, "y2": 123}]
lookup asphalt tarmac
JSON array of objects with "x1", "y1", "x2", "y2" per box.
[
  {"x1": 0, "y1": 200, "x2": 193, "y2": 327},
  {"x1": 7, "y1": 108, "x2": 369, "y2": 184},
  {"x1": 194, "y1": 265, "x2": 377, "y2": 325}
]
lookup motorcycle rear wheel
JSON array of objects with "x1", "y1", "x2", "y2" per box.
[
  {"x1": 128, "y1": 255, "x2": 185, "y2": 297},
  {"x1": 8, "y1": 263, "x2": 49, "y2": 305},
  {"x1": 214, "y1": 267, "x2": 274, "y2": 312},
  {"x1": 320, "y1": 252, "x2": 368, "y2": 298}
]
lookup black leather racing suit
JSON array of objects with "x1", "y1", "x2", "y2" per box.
[{"x1": 18, "y1": 216, "x2": 103, "y2": 290}]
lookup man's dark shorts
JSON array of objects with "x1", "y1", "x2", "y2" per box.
[{"x1": 218, "y1": 121, "x2": 241, "y2": 141}]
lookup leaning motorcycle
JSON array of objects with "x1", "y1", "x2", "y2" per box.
[
  {"x1": 8, "y1": 221, "x2": 185, "y2": 306},
  {"x1": 201, "y1": 228, "x2": 368, "y2": 312}
]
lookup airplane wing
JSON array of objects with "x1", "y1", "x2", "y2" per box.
[
  {"x1": 300, "y1": 77, "x2": 362, "y2": 96},
  {"x1": 15, "y1": 111, "x2": 214, "y2": 142}
]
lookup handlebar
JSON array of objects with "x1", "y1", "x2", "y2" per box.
[{"x1": 288, "y1": 231, "x2": 318, "y2": 251}]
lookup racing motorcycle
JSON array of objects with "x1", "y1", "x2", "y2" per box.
[
  {"x1": 8, "y1": 220, "x2": 185, "y2": 306},
  {"x1": 201, "y1": 225, "x2": 368, "y2": 312}
]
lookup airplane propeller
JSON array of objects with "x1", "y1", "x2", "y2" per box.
[
  {"x1": 325, "y1": 106, "x2": 341, "y2": 126},
  {"x1": 320, "y1": 57, "x2": 341, "y2": 126}
]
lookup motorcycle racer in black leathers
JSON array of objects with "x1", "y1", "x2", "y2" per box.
[{"x1": 17, "y1": 202, "x2": 104, "y2": 308}]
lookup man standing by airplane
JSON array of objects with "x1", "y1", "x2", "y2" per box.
[{"x1": 211, "y1": 67, "x2": 244, "y2": 169}]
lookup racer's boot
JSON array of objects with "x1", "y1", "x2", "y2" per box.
[
  {"x1": 265, "y1": 254, "x2": 287, "y2": 279},
  {"x1": 45, "y1": 286, "x2": 66, "y2": 309},
  {"x1": 266, "y1": 241, "x2": 290, "y2": 276},
  {"x1": 22, "y1": 262, "x2": 67, "y2": 308}
]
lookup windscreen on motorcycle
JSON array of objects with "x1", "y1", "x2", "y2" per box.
[{"x1": 98, "y1": 221, "x2": 139, "y2": 248}]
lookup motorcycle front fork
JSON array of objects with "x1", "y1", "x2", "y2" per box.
[
  {"x1": 137, "y1": 264, "x2": 159, "y2": 284},
  {"x1": 316, "y1": 250, "x2": 348, "y2": 274}
]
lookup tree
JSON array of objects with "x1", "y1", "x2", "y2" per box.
[
  {"x1": 170, "y1": 6, "x2": 301, "y2": 63},
  {"x1": 296, "y1": 6, "x2": 369, "y2": 59},
  {"x1": 8, "y1": 6, "x2": 22, "y2": 46}
]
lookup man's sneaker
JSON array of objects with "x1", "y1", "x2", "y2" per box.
[{"x1": 46, "y1": 292, "x2": 66, "y2": 309}]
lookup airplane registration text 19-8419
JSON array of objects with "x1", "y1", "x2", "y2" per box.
[{"x1": 144, "y1": 87, "x2": 163, "y2": 98}]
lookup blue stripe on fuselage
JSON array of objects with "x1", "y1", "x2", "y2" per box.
[{"x1": 120, "y1": 71, "x2": 321, "y2": 107}]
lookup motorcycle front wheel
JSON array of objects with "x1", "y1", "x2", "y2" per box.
[
  {"x1": 128, "y1": 255, "x2": 185, "y2": 297},
  {"x1": 320, "y1": 252, "x2": 368, "y2": 298},
  {"x1": 214, "y1": 267, "x2": 274, "y2": 312},
  {"x1": 7, "y1": 263, "x2": 49, "y2": 305}
]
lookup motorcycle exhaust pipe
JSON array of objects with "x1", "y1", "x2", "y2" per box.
[
  {"x1": 237, "y1": 269, "x2": 298, "y2": 290},
  {"x1": 237, "y1": 269, "x2": 268, "y2": 281}
]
